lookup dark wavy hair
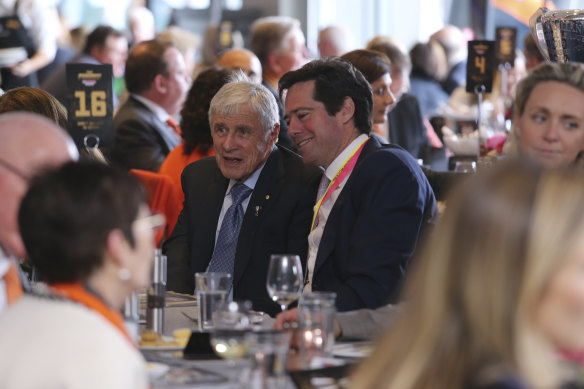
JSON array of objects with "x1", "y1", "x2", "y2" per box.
[
  {"x1": 341, "y1": 49, "x2": 391, "y2": 84},
  {"x1": 180, "y1": 67, "x2": 232, "y2": 155},
  {"x1": 279, "y1": 58, "x2": 373, "y2": 135},
  {"x1": 18, "y1": 162, "x2": 146, "y2": 283}
]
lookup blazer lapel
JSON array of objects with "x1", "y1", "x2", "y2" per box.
[{"x1": 233, "y1": 148, "x2": 283, "y2": 287}]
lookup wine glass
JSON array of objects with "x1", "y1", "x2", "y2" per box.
[{"x1": 266, "y1": 254, "x2": 303, "y2": 312}]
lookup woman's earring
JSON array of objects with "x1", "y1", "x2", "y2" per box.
[{"x1": 118, "y1": 267, "x2": 131, "y2": 281}]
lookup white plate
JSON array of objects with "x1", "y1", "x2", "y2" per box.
[
  {"x1": 145, "y1": 362, "x2": 170, "y2": 379},
  {"x1": 139, "y1": 335, "x2": 184, "y2": 351},
  {"x1": 333, "y1": 342, "x2": 374, "y2": 358}
]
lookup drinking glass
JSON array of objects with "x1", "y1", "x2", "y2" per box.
[
  {"x1": 210, "y1": 300, "x2": 253, "y2": 359},
  {"x1": 210, "y1": 300, "x2": 254, "y2": 384},
  {"x1": 454, "y1": 161, "x2": 477, "y2": 173},
  {"x1": 194, "y1": 272, "x2": 231, "y2": 331},
  {"x1": 266, "y1": 254, "x2": 303, "y2": 312}
]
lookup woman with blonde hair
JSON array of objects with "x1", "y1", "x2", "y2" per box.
[
  {"x1": 510, "y1": 62, "x2": 584, "y2": 168},
  {"x1": 352, "y1": 160, "x2": 584, "y2": 389}
]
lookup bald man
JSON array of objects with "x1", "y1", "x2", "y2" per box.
[
  {"x1": 0, "y1": 113, "x2": 78, "y2": 313},
  {"x1": 216, "y1": 49, "x2": 262, "y2": 84},
  {"x1": 430, "y1": 25, "x2": 467, "y2": 95},
  {"x1": 318, "y1": 25, "x2": 352, "y2": 58}
]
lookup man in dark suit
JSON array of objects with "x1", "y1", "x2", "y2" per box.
[
  {"x1": 280, "y1": 58, "x2": 438, "y2": 312},
  {"x1": 110, "y1": 39, "x2": 190, "y2": 172},
  {"x1": 163, "y1": 75, "x2": 320, "y2": 317},
  {"x1": 250, "y1": 16, "x2": 310, "y2": 152}
]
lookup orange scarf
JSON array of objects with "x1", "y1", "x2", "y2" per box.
[{"x1": 50, "y1": 282, "x2": 135, "y2": 348}]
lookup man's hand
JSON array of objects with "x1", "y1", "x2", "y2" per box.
[
  {"x1": 274, "y1": 307, "x2": 343, "y2": 339},
  {"x1": 274, "y1": 307, "x2": 299, "y2": 329}
]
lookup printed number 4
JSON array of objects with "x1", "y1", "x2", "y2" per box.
[
  {"x1": 74, "y1": 90, "x2": 107, "y2": 117},
  {"x1": 474, "y1": 56, "x2": 486, "y2": 75}
]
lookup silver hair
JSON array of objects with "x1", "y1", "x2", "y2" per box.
[{"x1": 208, "y1": 69, "x2": 279, "y2": 137}]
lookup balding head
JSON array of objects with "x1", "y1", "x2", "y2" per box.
[
  {"x1": 430, "y1": 25, "x2": 467, "y2": 66},
  {"x1": 217, "y1": 49, "x2": 262, "y2": 84},
  {"x1": 318, "y1": 25, "x2": 352, "y2": 58},
  {"x1": 0, "y1": 113, "x2": 78, "y2": 258}
]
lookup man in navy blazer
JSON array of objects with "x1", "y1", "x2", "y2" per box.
[
  {"x1": 163, "y1": 74, "x2": 320, "y2": 317},
  {"x1": 280, "y1": 58, "x2": 438, "y2": 312}
]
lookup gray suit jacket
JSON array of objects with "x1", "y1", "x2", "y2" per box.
[{"x1": 110, "y1": 96, "x2": 179, "y2": 171}]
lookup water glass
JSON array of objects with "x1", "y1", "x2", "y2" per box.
[
  {"x1": 454, "y1": 160, "x2": 477, "y2": 173},
  {"x1": 194, "y1": 272, "x2": 231, "y2": 331},
  {"x1": 247, "y1": 330, "x2": 291, "y2": 389},
  {"x1": 298, "y1": 291, "x2": 337, "y2": 367}
]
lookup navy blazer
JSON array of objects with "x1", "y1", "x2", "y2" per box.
[
  {"x1": 163, "y1": 146, "x2": 321, "y2": 316},
  {"x1": 110, "y1": 96, "x2": 178, "y2": 172},
  {"x1": 311, "y1": 137, "x2": 438, "y2": 312}
]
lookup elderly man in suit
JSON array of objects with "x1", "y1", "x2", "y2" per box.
[
  {"x1": 164, "y1": 73, "x2": 320, "y2": 317},
  {"x1": 280, "y1": 58, "x2": 438, "y2": 312},
  {"x1": 110, "y1": 39, "x2": 190, "y2": 172}
]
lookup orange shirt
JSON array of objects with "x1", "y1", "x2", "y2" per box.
[{"x1": 158, "y1": 142, "x2": 214, "y2": 203}]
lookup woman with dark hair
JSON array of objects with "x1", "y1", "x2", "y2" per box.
[
  {"x1": 159, "y1": 67, "x2": 232, "y2": 200},
  {"x1": 367, "y1": 38, "x2": 434, "y2": 159},
  {"x1": 0, "y1": 162, "x2": 159, "y2": 388},
  {"x1": 341, "y1": 49, "x2": 396, "y2": 131}
]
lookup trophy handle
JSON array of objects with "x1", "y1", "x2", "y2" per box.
[{"x1": 529, "y1": 7, "x2": 550, "y2": 61}]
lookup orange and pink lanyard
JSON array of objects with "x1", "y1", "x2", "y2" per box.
[{"x1": 311, "y1": 137, "x2": 369, "y2": 231}]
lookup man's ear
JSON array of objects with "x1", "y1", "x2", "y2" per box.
[
  {"x1": 269, "y1": 122, "x2": 280, "y2": 144},
  {"x1": 153, "y1": 74, "x2": 167, "y2": 94},
  {"x1": 338, "y1": 96, "x2": 355, "y2": 125},
  {"x1": 266, "y1": 52, "x2": 282, "y2": 74}
]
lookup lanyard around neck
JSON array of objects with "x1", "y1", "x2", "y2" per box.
[{"x1": 310, "y1": 137, "x2": 369, "y2": 231}]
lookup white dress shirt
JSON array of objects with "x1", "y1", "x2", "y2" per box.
[{"x1": 304, "y1": 134, "x2": 369, "y2": 291}]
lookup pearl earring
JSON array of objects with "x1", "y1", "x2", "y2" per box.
[{"x1": 118, "y1": 268, "x2": 131, "y2": 281}]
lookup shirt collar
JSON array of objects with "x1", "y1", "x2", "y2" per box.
[
  {"x1": 131, "y1": 94, "x2": 170, "y2": 123},
  {"x1": 323, "y1": 134, "x2": 369, "y2": 180},
  {"x1": 225, "y1": 146, "x2": 275, "y2": 194}
]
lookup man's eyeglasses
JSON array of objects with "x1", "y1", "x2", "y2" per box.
[{"x1": 0, "y1": 158, "x2": 29, "y2": 182}]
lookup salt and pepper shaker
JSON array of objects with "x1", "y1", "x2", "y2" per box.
[
  {"x1": 123, "y1": 291, "x2": 140, "y2": 342},
  {"x1": 146, "y1": 249, "x2": 167, "y2": 335}
]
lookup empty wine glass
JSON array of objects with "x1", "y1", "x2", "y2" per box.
[{"x1": 266, "y1": 254, "x2": 303, "y2": 312}]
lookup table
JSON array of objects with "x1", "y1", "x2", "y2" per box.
[{"x1": 138, "y1": 293, "x2": 357, "y2": 388}]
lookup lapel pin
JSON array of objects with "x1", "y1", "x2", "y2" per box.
[{"x1": 265, "y1": 195, "x2": 270, "y2": 200}]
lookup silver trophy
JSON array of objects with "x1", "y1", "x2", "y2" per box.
[{"x1": 530, "y1": 8, "x2": 584, "y2": 63}]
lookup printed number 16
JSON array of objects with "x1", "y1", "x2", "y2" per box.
[{"x1": 74, "y1": 90, "x2": 107, "y2": 117}]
